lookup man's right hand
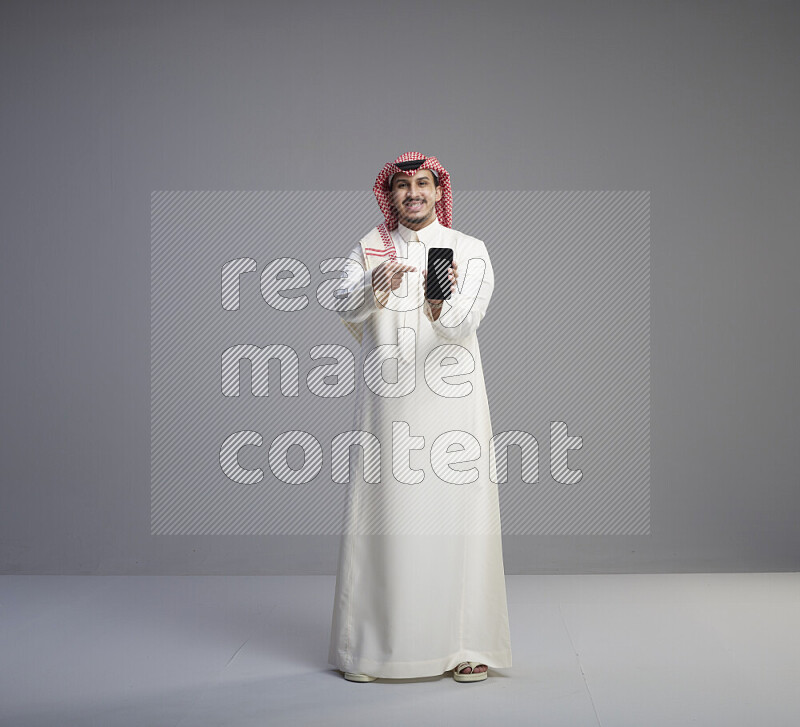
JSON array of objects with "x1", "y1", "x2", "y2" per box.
[{"x1": 372, "y1": 260, "x2": 417, "y2": 294}]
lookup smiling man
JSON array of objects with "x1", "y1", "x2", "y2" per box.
[
  {"x1": 392, "y1": 164, "x2": 439, "y2": 227},
  {"x1": 328, "y1": 152, "x2": 513, "y2": 684}
]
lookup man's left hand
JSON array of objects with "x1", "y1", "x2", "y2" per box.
[{"x1": 422, "y1": 259, "x2": 458, "y2": 307}]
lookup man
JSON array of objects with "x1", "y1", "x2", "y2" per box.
[{"x1": 328, "y1": 152, "x2": 512, "y2": 683}]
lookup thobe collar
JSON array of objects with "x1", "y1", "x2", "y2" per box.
[{"x1": 396, "y1": 216, "x2": 442, "y2": 251}]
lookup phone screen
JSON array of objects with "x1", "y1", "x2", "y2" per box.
[{"x1": 426, "y1": 247, "x2": 454, "y2": 300}]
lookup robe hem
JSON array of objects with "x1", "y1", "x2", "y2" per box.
[{"x1": 328, "y1": 648, "x2": 512, "y2": 679}]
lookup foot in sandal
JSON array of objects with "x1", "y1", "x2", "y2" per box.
[
  {"x1": 453, "y1": 661, "x2": 488, "y2": 682},
  {"x1": 343, "y1": 672, "x2": 377, "y2": 682}
]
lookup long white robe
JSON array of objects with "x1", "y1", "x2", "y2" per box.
[{"x1": 328, "y1": 216, "x2": 512, "y2": 678}]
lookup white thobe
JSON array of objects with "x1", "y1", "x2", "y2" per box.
[{"x1": 328, "y1": 216, "x2": 512, "y2": 678}]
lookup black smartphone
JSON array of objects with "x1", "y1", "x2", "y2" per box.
[{"x1": 425, "y1": 247, "x2": 454, "y2": 300}]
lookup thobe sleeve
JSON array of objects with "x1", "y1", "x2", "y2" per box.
[
  {"x1": 337, "y1": 242, "x2": 380, "y2": 324},
  {"x1": 423, "y1": 238, "x2": 494, "y2": 341}
]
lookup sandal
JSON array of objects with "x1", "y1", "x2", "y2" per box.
[
  {"x1": 343, "y1": 672, "x2": 377, "y2": 682},
  {"x1": 453, "y1": 661, "x2": 488, "y2": 682}
]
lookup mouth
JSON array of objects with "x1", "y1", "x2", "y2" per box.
[{"x1": 404, "y1": 201, "x2": 424, "y2": 213}]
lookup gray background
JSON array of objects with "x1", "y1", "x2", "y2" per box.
[{"x1": 1, "y1": 0, "x2": 798, "y2": 574}]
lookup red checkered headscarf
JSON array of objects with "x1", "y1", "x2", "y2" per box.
[{"x1": 373, "y1": 152, "x2": 453, "y2": 231}]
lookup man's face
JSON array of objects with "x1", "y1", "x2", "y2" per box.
[{"x1": 389, "y1": 169, "x2": 442, "y2": 230}]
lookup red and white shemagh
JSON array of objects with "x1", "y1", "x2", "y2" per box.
[{"x1": 373, "y1": 151, "x2": 453, "y2": 231}]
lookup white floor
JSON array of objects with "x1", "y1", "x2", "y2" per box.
[{"x1": 0, "y1": 573, "x2": 798, "y2": 726}]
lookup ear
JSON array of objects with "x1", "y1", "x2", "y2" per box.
[{"x1": 435, "y1": 185, "x2": 443, "y2": 202}]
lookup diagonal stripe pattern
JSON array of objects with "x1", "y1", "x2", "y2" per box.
[{"x1": 151, "y1": 191, "x2": 650, "y2": 535}]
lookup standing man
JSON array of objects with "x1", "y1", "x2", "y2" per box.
[{"x1": 329, "y1": 152, "x2": 512, "y2": 683}]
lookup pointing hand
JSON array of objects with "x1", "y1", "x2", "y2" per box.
[{"x1": 372, "y1": 260, "x2": 417, "y2": 294}]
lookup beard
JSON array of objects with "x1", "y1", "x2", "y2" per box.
[{"x1": 396, "y1": 202, "x2": 434, "y2": 227}]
